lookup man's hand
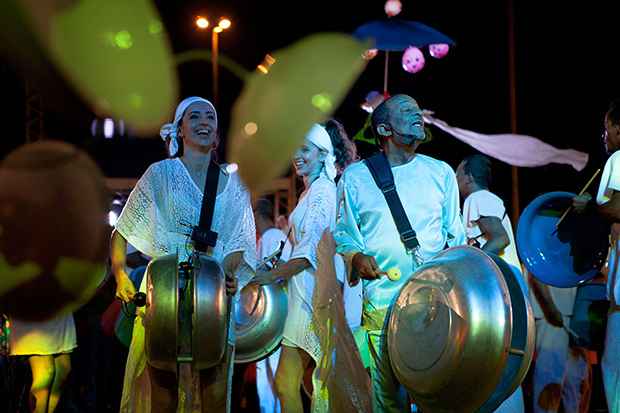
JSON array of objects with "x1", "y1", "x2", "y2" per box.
[
  {"x1": 572, "y1": 193, "x2": 592, "y2": 213},
  {"x1": 223, "y1": 252, "x2": 243, "y2": 296},
  {"x1": 352, "y1": 253, "x2": 386, "y2": 280},
  {"x1": 115, "y1": 270, "x2": 136, "y2": 303}
]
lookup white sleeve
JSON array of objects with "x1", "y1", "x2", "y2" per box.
[
  {"x1": 597, "y1": 151, "x2": 620, "y2": 204},
  {"x1": 467, "y1": 191, "x2": 506, "y2": 222}
]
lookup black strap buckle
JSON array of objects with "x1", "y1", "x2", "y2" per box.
[
  {"x1": 400, "y1": 229, "x2": 420, "y2": 252},
  {"x1": 380, "y1": 183, "x2": 396, "y2": 194}
]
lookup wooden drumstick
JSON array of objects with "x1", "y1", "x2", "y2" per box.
[{"x1": 554, "y1": 168, "x2": 601, "y2": 229}]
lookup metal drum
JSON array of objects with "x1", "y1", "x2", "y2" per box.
[
  {"x1": 234, "y1": 282, "x2": 288, "y2": 364},
  {"x1": 143, "y1": 253, "x2": 228, "y2": 372},
  {"x1": 192, "y1": 254, "x2": 229, "y2": 370},
  {"x1": 517, "y1": 191, "x2": 609, "y2": 287},
  {"x1": 569, "y1": 281, "x2": 609, "y2": 350},
  {"x1": 144, "y1": 254, "x2": 179, "y2": 372},
  {"x1": 482, "y1": 254, "x2": 535, "y2": 412},
  {"x1": 387, "y1": 246, "x2": 534, "y2": 413}
]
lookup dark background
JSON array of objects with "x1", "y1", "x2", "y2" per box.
[{"x1": 2, "y1": 0, "x2": 620, "y2": 212}]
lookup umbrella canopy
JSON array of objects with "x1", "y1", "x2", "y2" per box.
[{"x1": 353, "y1": 19, "x2": 455, "y2": 51}]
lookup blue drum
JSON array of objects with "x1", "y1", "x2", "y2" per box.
[{"x1": 516, "y1": 191, "x2": 609, "y2": 287}]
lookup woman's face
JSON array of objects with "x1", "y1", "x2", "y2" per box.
[
  {"x1": 293, "y1": 140, "x2": 325, "y2": 177},
  {"x1": 179, "y1": 102, "x2": 218, "y2": 151}
]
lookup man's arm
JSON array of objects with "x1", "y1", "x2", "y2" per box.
[{"x1": 476, "y1": 216, "x2": 510, "y2": 255}]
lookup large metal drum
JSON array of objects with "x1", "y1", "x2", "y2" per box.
[
  {"x1": 143, "y1": 253, "x2": 228, "y2": 372},
  {"x1": 517, "y1": 191, "x2": 609, "y2": 287},
  {"x1": 234, "y1": 282, "x2": 288, "y2": 364},
  {"x1": 387, "y1": 246, "x2": 534, "y2": 412}
]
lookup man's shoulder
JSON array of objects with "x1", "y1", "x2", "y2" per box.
[
  {"x1": 606, "y1": 150, "x2": 620, "y2": 167},
  {"x1": 416, "y1": 154, "x2": 454, "y2": 173}
]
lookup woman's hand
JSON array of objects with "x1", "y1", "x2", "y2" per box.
[
  {"x1": 252, "y1": 269, "x2": 279, "y2": 286},
  {"x1": 115, "y1": 270, "x2": 136, "y2": 303}
]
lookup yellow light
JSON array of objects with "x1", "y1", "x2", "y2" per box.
[
  {"x1": 218, "y1": 18, "x2": 232, "y2": 30},
  {"x1": 264, "y1": 54, "x2": 276, "y2": 65},
  {"x1": 311, "y1": 93, "x2": 333, "y2": 113},
  {"x1": 213, "y1": 26, "x2": 223, "y2": 33},
  {"x1": 244, "y1": 122, "x2": 258, "y2": 136},
  {"x1": 256, "y1": 64, "x2": 268, "y2": 74},
  {"x1": 195, "y1": 16, "x2": 209, "y2": 29}
]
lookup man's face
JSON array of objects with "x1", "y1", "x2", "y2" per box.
[
  {"x1": 604, "y1": 114, "x2": 620, "y2": 153},
  {"x1": 385, "y1": 95, "x2": 426, "y2": 146}
]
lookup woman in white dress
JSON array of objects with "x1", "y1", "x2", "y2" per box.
[
  {"x1": 110, "y1": 96, "x2": 256, "y2": 413},
  {"x1": 253, "y1": 122, "x2": 356, "y2": 412},
  {"x1": 9, "y1": 313, "x2": 76, "y2": 413}
]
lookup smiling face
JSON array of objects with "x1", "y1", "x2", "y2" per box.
[
  {"x1": 178, "y1": 101, "x2": 218, "y2": 151},
  {"x1": 293, "y1": 140, "x2": 325, "y2": 178}
]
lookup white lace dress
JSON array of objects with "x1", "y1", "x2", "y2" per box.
[
  {"x1": 115, "y1": 158, "x2": 256, "y2": 413},
  {"x1": 283, "y1": 175, "x2": 341, "y2": 412}
]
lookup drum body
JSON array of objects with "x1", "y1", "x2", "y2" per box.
[
  {"x1": 234, "y1": 282, "x2": 288, "y2": 364},
  {"x1": 143, "y1": 253, "x2": 228, "y2": 372},
  {"x1": 569, "y1": 281, "x2": 609, "y2": 350},
  {"x1": 517, "y1": 191, "x2": 608, "y2": 287},
  {"x1": 387, "y1": 246, "x2": 534, "y2": 412}
]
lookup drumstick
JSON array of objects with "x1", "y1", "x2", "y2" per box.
[{"x1": 554, "y1": 168, "x2": 601, "y2": 229}]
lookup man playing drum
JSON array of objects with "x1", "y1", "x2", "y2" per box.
[
  {"x1": 334, "y1": 94, "x2": 466, "y2": 412},
  {"x1": 573, "y1": 99, "x2": 620, "y2": 412}
]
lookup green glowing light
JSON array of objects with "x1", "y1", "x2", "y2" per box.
[
  {"x1": 129, "y1": 93, "x2": 143, "y2": 108},
  {"x1": 114, "y1": 30, "x2": 133, "y2": 49},
  {"x1": 311, "y1": 93, "x2": 333, "y2": 113},
  {"x1": 148, "y1": 20, "x2": 163, "y2": 35}
]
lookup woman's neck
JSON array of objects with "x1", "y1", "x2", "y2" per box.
[
  {"x1": 181, "y1": 146, "x2": 212, "y2": 173},
  {"x1": 304, "y1": 168, "x2": 322, "y2": 189}
]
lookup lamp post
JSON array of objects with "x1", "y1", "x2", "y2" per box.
[{"x1": 195, "y1": 16, "x2": 231, "y2": 106}]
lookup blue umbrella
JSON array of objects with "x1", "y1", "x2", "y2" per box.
[
  {"x1": 353, "y1": 19, "x2": 455, "y2": 51},
  {"x1": 353, "y1": 19, "x2": 455, "y2": 93}
]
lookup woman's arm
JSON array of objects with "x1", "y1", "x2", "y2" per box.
[{"x1": 110, "y1": 229, "x2": 136, "y2": 302}]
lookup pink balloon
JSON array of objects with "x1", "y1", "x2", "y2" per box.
[
  {"x1": 402, "y1": 46, "x2": 425, "y2": 74},
  {"x1": 429, "y1": 43, "x2": 450, "y2": 59},
  {"x1": 384, "y1": 0, "x2": 402, "y2": 17}
]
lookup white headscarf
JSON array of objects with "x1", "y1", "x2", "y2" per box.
[
  {"x1": 306, "y1": 123, "x2": 337, "y2": 181},
  {"x1": 159, "y1": 96, "x2": 217, "y2": 156}
]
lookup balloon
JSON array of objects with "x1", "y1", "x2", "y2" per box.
[
  {"x1": 384, "y1": 0, "x2": 402, "y2": 17},
  {"x1": 16, "y1": 0, "x2": 178, "y2": 134},
  {"x1": 227, "y1": 33, "x2": 368, "y2": 194},
  {"x1": 402, "y1": 46, "x2": 425, "y2": 74},
  {"x1": 0, "y1": 141, "x2": 109, "y2": 320},
  {"x1": 429, "y1": 43, "x2": 450, "y2": 59}
]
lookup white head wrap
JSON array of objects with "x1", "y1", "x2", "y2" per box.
[
  {"x1": 305, "y1": 123, "x2": 337, "y2": 181},
  {"x1": 159, "y1": 96, "x2": 217, "y2": 156}
]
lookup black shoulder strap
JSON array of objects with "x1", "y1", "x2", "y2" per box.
[
  {"x1": 364, "y1": 152, "x2": 419, "y2": 252},
  {"x1": 191, "y1": 159, "x2": 220, "y2": 252}
]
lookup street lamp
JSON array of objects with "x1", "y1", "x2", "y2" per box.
[{"x1": 195, "y1": 15, "x2": 232, "y2": 105}]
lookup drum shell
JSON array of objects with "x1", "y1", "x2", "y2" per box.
[
  {"x1": 143, "y1": 254, "x2": 228, "y2": 372},
  {"x1": 234, "y1": 282, "x2": 288, "y2": 364},
  {"x1": 388, "y1": 246, "x2": 511, "y2": 413},
  {"x1": 479, "y1": 255, "x2": 535, "y2": 412},
  {"x1": 144, "y1": 254, "x2": 179, "y2": 372},
  {"x1": 193, "y1": 254, "x2": 228, "y2": 370},
  {"x1": 569, "y1": 282, "x2": 609, "y2": 350}
]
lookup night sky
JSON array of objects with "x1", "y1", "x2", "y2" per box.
[{"x1": 1, "y1": 0, "x2": 620, "y2": 215}]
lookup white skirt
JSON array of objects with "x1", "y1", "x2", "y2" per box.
[{"x1": 9, "y1": 313, "x2": 77, "y2": 356}]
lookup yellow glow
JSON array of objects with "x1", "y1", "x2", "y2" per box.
[
  {"x1": 264, "y1": 54, "x2": 276, "y2": 65},
  {"x1": 244, "y1": 122, "x2": 258, "y2": 136},
  {"x1": 218, "y1": 18, "x2": 232, "y2": 29},
  {"x1": 114, "y1": 30, "x2": 133, "y2": 49},
  {"x1": 311, "y1": 93, "x2": 333, "y2": 113},
  {"x1": 256, "y1": 64, "x2": 268, "y2": 74},
  {"x1": 213, "y1": 26, "x2": 223, "y2": 33},
  {"x1": 195, "y1": 16, "x2": 209, "y2": 29}
]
